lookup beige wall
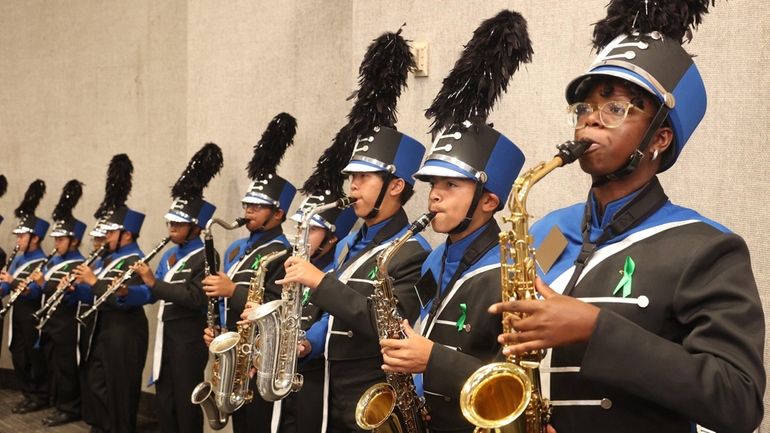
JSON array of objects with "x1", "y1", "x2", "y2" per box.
[{"x1": 1, "y1": 1, "x2": 768, "y2": 430}]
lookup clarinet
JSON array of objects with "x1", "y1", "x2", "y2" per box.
[
  {"x1": 0, "y1": 247, "x2": 58, "y2": 319},
  {"x1": 34, "y1": 244, "x2": 107, "y2": 330},
  {"x1": 0, "y1": 244, "x2": 20, "y2": 273},
  {"x1": 78, "y1": 237, "x2": 171, "y2": 321},
  {"x1": 204, "y1": 217, "x2": 247, "y2": 336}
]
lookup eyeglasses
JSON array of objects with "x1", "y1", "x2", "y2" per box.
[{"x1": 567, "y1": 101, "x2": 650, "y2": 129}]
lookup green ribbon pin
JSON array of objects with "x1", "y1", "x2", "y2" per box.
[
  {"x1": 301, "y1": 288, "x2": 310, "y2": 306},
  {"x1": 456, "y1": 303, "x2": 468, "y2": 332},
  {"x1": 178, "y1": 261, "x2": 187, "y2": 271},
  {"x1": 368, "y1": 266, "x2": 379, "y2": 280},
  {"x1": 115, "y1": 259, "x2": 126, "y2": 271},
  {"x1": 250, "y1": 255, "x2": 263, "y2": 270},
  {"x1": 613, "y1": 256, "x2": 635, "y2": 298}
]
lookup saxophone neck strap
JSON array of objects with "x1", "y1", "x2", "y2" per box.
[
  {"x1": 429, "y1": 220, "x2": 501, "y2": 317},
  {"x1": 564, "y1": 177, "x2": 668, "y2": 294}
]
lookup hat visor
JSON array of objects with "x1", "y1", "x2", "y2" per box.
[
  {"x1": 50, "y1": 229, "x2": 71, "y2": 238},
  {"x1": 566, "y1": 68, "x2": 659, "y2": 104},
  {"x1": 89, "y1": 229, "x2": 106, "y2": 238},
  {"x1": 241, "y1": 195, "x2": 276, "y2": 206},
  {"x1": 164, "y1": 212, "x2": 192, "y2": 223},
  {"x1": 290, "y1": 212, "x2": 328, "y2": 229},
  {"x1": 98, "y1": 222, "x2": 122, "y2": 232},
  {"x1": 413, "y1": 161, "x2": 476, "y2": 182},
  {"x1": 341, "y1": 160, "x2": 384, "y2": 174},
  {"x1": 12, "y1": 227, "x2": 33, "y2": 235}
]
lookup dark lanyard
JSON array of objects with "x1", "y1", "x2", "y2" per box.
[{"x1": 564, "y1": 177, "x2": 668, "y2": 293}]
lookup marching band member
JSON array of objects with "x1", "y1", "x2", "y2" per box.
[
  {"x1": 73, "y1": 154, "x2": 149, "y2": 433},
  {"x1": 127, "y1": 143, "x2": 223, "y2": 433},
  {"x1": 0, "y1": 179, "x2": 50, "y2": 415},
  {"x1": 491, "y1": 2, "x2": 765, "y2": 432},
  {"x1": 379, "y1": 11, "x2": 532, "y2": 433},
  {"x1": 202, "y1": 113, "x2": 296, "y2": 433},
  {"x1": 34, "y1": 180, "x2": 91, "y2": 426},
  {"x1": 277, "y1": 29, "x2": 431, "y2": 433},
  {"x1": 269, "y1": 144, "x2": 357, "y2": 433}
]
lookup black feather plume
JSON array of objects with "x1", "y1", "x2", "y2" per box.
[
  {"x1": 246, "y1": 113, "x2": 297, "y2": 181},
  {"x1": 14, "y1": 179, "x2": 46, "y2": 219},
  {"x1": 425, "y1": 10, "x2": 533, "y2": 136},
  {"x1": 52, "y1": 180, "x2": 84, "y2": 222},
  {"x1": 301, "y1": 29, "x2": 414, "y2": 196},
  {"x1": 593, "y1": 0, "x2": 715, "y2": 49},
  {"x1": 94, "y1": 154, "x2": 133, "y2": 219},
  {"x1": 172, "y1": 143, "x2": 223, "y2": 200},
  {"x1": 0, "y1": 175, "x2": 7, "y2": 198}
]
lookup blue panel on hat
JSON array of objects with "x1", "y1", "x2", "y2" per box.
[
  {"x1": 392, "y1": 134, "x2": 426, "y2": 185},
  {"x1": 34, "y1": 218, "x2": 50, "y2": 239},
  {"x1": 665, "y1": 63, "x2": 706, "y2": 171},
  {"x1": 123, "y1": 209, "x2": 145, "y2": 235},
  {"x1": 196, "y1": 201, "x2": 216, "y2": 228},
  {"x1": 278, "y1": 181, "x2": 297, "y2": 213},
  {"x1": 484, "y1": 134, "x2": 525, "y2": 207},
  {"x1": 73, "y1": 220, "x2": 87, "y2": 241}
]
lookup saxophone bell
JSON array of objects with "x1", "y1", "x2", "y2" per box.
[
  {"x1": 191, "y1": 381, "x2": 229, "y2": 430},
  {"x1": 459, "y1": 140, "x2": 588, "y2": 433}
]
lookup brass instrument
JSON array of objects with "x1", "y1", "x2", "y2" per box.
[
  {"x1": 191, "y1": 248, "x2": 287, "y2": 430},
  {"x1": 459, "y1": 140, "x2": 590, "y2": 433},
  {"x1": 0, "y1": 244, "x2": 20, "y2": 273},
  {"x1": 250, "y1": 196, "x2": 357, "y2": 401},
  {"x1": 355, "y1": 211, "x2": 434, "y2": 433},
  {"x1": 34, "y1": 244, "x2": 107, "y2": 330},
  {"x1": 0, "y1": 247, "x2": 57, "y2": 319},
  {"x1": 204, "y1": 217, "x2": 248, "y2": 336},
  {"x1": 78, "y1": 237, "x2": 171, "y2": 321}
]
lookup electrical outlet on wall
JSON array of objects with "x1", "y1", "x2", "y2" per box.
[{"x1": 411, "y1": 41, "x2": 428, "y2": 77}]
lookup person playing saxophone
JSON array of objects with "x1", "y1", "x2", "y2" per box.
[
  {"x1": 202, "y1": 113, "x2": 296, "y2": 433},
  {"x1": 378, "y1": 11, "x2": 532, "y2": 432},
  {"x1": 490, "y1": 3, "x2": 765, "y2": 433},
  {"x1": 240, "y1": 175, "x2": 356, "y2": 433},
  {"x1": 126, "y1": 143, "x2": 223, "y2": 433}
]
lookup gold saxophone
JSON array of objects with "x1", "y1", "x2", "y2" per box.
[
  {"x1": 250, "y1": 196, "x2": 357, "y2": 401},
  {"x1": 355, "y1": 212, "x2": 434, "y2": 433},
  {"x1": 192, "y1": 248, "x2": 287, "y2": 430},
  {"x1": 459, "y1": 139, "x2": 590, "y2": 433}
]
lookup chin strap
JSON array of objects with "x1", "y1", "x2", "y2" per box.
[
  {"x1": 592, "y1": 104, "x2": 670, "y2": 187},
  {"x1": 448, "y1": 182, "x2": 485, "y2": 235},
  {"x1": 364, "y1": 173, "x2": 394, "y2": 220}
]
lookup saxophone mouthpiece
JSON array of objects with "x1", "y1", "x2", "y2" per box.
[
  {"x1": 409, "y1": 212, "x2": 436, "y2": 234},
  {"x1": 235, "y1": 217, "x2": 249, "y2": 227},
  {"x1": 556, "y1": 139, "x2": 592, "y2": 164}
]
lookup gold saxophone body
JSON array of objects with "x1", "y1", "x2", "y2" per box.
[
  {"x1": 355, "y1": 212, "x2": 434, "y2": 433},
  {"x1": 192, "y1": 248, "x2": 287, "y2": 430},
  {"x1": 250, "y1": 196, "x2": 357, "y2": 402},
  {"x1": 459, "y1": 139, "x2": 590, "y2": 433}
]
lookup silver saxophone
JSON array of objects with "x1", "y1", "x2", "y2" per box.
[
  {"x1": 249, "y1": 196, "x2": 357, "y2": 401},
  {"x1": 34, "y1": 244, "x2": 107, "y2": 330},
  {"x1": 192, "y1": 248, "x2": 287, "y2": 430}
]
